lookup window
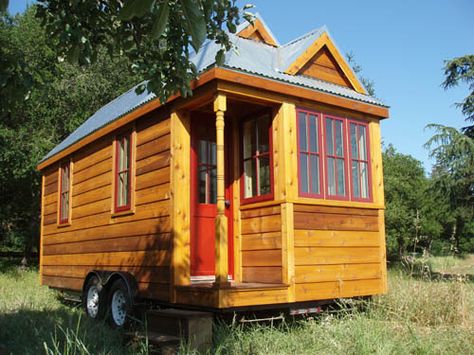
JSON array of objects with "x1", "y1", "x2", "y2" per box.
[
  {"x1": 241, "y1": 114, "x2": 273, "y2": 202},
  {"x1": 324, "y1": 116, "x2": 348, "y2": 199},
  {"x1": 59, "y1": 162, "x2": 71, "y2": 224},
  {"x1": 114, "y1": 133, "x2": 132, "y2": 212},
  {"x1": 196, "y1": 123, "x2": 217, "y2": 204},
  {"x1": 296, "y1": 108, "x2": 372, "y2": 202},
  {"x1": 297, "y1": 110, "x2": 322, "y2": 197},
  {"x1": 349, "y1": 120, "x2": 371, "y2": 201}
]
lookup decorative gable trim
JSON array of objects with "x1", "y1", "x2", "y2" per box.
[
  {"x1": 237, "y1": 18, "x2": 278, "y2": 47},
  {"x1": 284, "y1": 32, "x2": 367, "y2": 94}
]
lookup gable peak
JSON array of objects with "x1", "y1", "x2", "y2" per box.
[{"x1": 236, "y1": 13, "x2": 279, "y2": 47}]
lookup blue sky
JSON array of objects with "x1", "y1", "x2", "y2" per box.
[{"x1": 9, "y1": 0, "x2": 474, "y2": 172}]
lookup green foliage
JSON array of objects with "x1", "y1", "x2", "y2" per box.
[
  {"x1": 382, "y1": 145, "x2": 443, "y2": 259},
  {"x1": 35, "y1": 0, "x2": 248, "y2": 103},
  {"x1": 442, "y1": 55, "x2": 474, "y2": 136},
  {"x1": 425, "y1": 124, "x2": 474, "y2": 254},
  {"x1": 0, "y1": 7, "x2": 141, "y2": 254}
]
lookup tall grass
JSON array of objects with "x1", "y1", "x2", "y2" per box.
[
  {"x1": 1, "y1": 261, "x2": 473, "y2": 354},
  {"x1": 0, "y1": 267, "x2": 142, "y2": 355},
  {"x1": 212, "y1": 270, "x2": 473, "y2": 355}
]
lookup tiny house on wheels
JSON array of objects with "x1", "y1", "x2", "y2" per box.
[{"x1": 38, "y1": 14, "x2": 389, "y2": 328}]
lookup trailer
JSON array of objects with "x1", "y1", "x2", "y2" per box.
[{"x1": 38, "y1": 14, "x2": 389, "y2": 329}]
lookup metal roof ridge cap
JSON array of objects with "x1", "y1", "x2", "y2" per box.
[{"x1": 281, "y1": 25, "x2": 327, "y2": 48}]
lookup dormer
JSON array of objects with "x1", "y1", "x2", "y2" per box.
[
  {"x1": 236, "y1": 13, "x2": 279, "y2": 47},
  {"x1": 282, "y1": 31, "x2": 366, "y2": 94}
]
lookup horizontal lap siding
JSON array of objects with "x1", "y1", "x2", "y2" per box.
[
  {"x1": 293, "y1": 204, "x2": 383, "y2": 302},
  {"x1": 42, "y1": 167, "x2": 59, "y2": 226},
  {"x1": 41, "y1": 114, "x2": 172, "y2": 301},
  {"x1": 241, "y1": 205, "x2": 282, "y2": 284}
]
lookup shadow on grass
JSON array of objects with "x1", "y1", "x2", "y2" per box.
[{"x1": 0, "y1": 308, "x2": 130, "y2": 355}]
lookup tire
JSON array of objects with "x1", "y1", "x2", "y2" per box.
[
  {"x1": 107, "y1": 278, "x2": 132, "y2": 328},
  {"x1": 83, "y1": 276, "x2": 106, "y2": 320}
]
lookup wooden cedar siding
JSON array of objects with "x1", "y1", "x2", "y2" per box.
[
  {"x1": 240, "y1": 205, "x2": 282, "y2": 284},
  {"x1": 299, "y1": 47, "x2": 352, "y2": 88},
  {"x1": 293, "y1": 204, "x2": 383, "y2": 301},
  {"x1": 42, "y1": 166, "x2": 59, "y2": 226},
  {"x1": 41, "y1": 111, "x2": 172, "y2": 301}
]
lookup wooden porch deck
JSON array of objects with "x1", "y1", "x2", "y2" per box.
[{"x1": 174, "y1": 282, "x2": 290, "y2": 309}]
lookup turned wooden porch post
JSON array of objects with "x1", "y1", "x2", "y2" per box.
[{"x1": 213, "y1": 93, "x2": 230, "y2": 287}]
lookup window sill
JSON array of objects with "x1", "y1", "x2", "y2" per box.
[
  {"x1": 240, "y1": 194, "x2": 274, "y2": 206},
  {"x1": 290, "y1": 196, "x2": 382, "y2": 209},
  {"x1": 111, "y1": 209, "x2": 135, "y2": 218},
  {"x1": 57, "y1": 222, "x2": 71, "y2": 228}
]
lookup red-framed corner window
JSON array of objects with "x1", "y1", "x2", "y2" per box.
[
  {"x1": 323, "y1": 115, "x2": 349, "y2": 200},
  {"x1": 348, "y1": 119, "x2": 372, "y2": 202},
  {"x1": 297, "y1": 109, "x2": 323, "y2": 198},
  {"x1": 241, "y1": 114, "x2": 274, "y2": 204},
  {"x1": 114, "y1": 132, "x2": 132, "y2": 212},
  {"x1": 58, "y1": 162, "x2": 71, "y2": 224}
]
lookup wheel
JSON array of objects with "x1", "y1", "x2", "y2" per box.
[
  {"x1": 83, "y1": 276, "x2": 106, "y2": 320},
  {"x1": 107, "y1": 278, "x2": 132, "y2": 328}
]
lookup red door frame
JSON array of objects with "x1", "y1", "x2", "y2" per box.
[{"x1": 190, "y1": 113, "x2": 234, "y2": 278}]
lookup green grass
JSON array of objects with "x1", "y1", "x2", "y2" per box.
[
  {"x1": 213, "y1": 270, "x2": 473, "y2": 355},
  {"x1": 0, "y1": 262, "x2": 145, "y2": 355},
  {"x1": 0, "y1": 258, "x2": 473, "y2": 354}
]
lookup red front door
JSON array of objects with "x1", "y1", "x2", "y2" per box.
[{"x1": 190, "y1": 114, "x2": 234, "y2": 277}]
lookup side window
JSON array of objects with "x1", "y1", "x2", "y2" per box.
[
  {"x1": 242, "y1": 114, "x2": 273, "y2": 202},
  {"x1": 58, "y1": 162, "x2": 71, "y2": 224},
  {"x1": 349, "y1": 121, "x2": 371, "y2": 201},
  {"x1": 114, "y1": 133, "x2": 132, "y2": 212},
  {"x1": 324, "y1": 116, "x2": 348, "y2": 199},
  {"x1": 296, "y1": 108, "x2": 373, "y2": 203},
  {"x1": 297, "y1": 110, "x2": 322, "y2": 197}
]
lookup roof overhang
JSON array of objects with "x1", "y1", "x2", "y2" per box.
[{"x1": 38, "y1": 67, "x2": 388, "y2": 171}]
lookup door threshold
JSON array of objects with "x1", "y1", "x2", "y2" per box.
[{"x1": 190, "y1": 275, "x2": 233, "y2": 284}]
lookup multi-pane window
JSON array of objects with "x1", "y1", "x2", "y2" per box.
[
  {"x1": 242, "y1": 115, "x2": 272, "y2": 201},
  {"x1": 296, "y1": 108, "x2": 372, "y2": 202},
  {"x1": 325, "y1": 116, "x2": 347, "y2": 198},
  {"x1": 196, "y1": 124, "x2": 217, "y2": 204},
  {"x1": 59, "y1": 163, "x2": 71, "y2": 224},
  {"x1": 298, "y1": 110, "x2": 322, "y2": 197},
  {"x1": 115, "y1": 133, "x2": 132, "y2": 212},
  {"x1": 349, "y1": 121, "x2": 371, "y2": 200}
]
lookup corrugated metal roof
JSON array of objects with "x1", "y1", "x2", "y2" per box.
[
  {"x1": 42, "y1": 83, "x2": 156, "y2": 161},
  {"x1": 41, "y1": 17, "x2": 386, "y2": 164}
]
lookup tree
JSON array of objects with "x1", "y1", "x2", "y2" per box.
[
  {"x1": 419, "y1": 54, "x2": 474, "y2": 254},
  {"x1": 0, "y1": 7, "x2": 141, "y2": 256},
  {"x1": 346, "y1": 51, "x2": 376, "y2": 97},
  {"x1": 382, "y1": 145, "x2": 448, "y2": 259},
  {"x1": 442, "y1": 55, "x2": 474, "y2": 137},
  {"x1": 425, "y1": 124, "x2": 474, "y2": 254},
  {"x1": 34, "y1": 0, "x2": 253, "y2": 103}
]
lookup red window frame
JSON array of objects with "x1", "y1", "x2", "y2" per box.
[
  {"x1": 240, "y1": 114, "x2": 274, "y2": 204},
  {"x1": 114, "y1": 132, "x2": 132, "y2": 212},
  {"x1": 323, "y1": 115, "x2": 349, "y2": 200},
  {"x1": 348, "y1": 119, "x2": 373, "y2": 202},
  {"x1": 58, "y1": 162, "x2": 71, "y2": 224},
  {"x1": 296, "y1": 109, "x2": 323, "y2": 198}
]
